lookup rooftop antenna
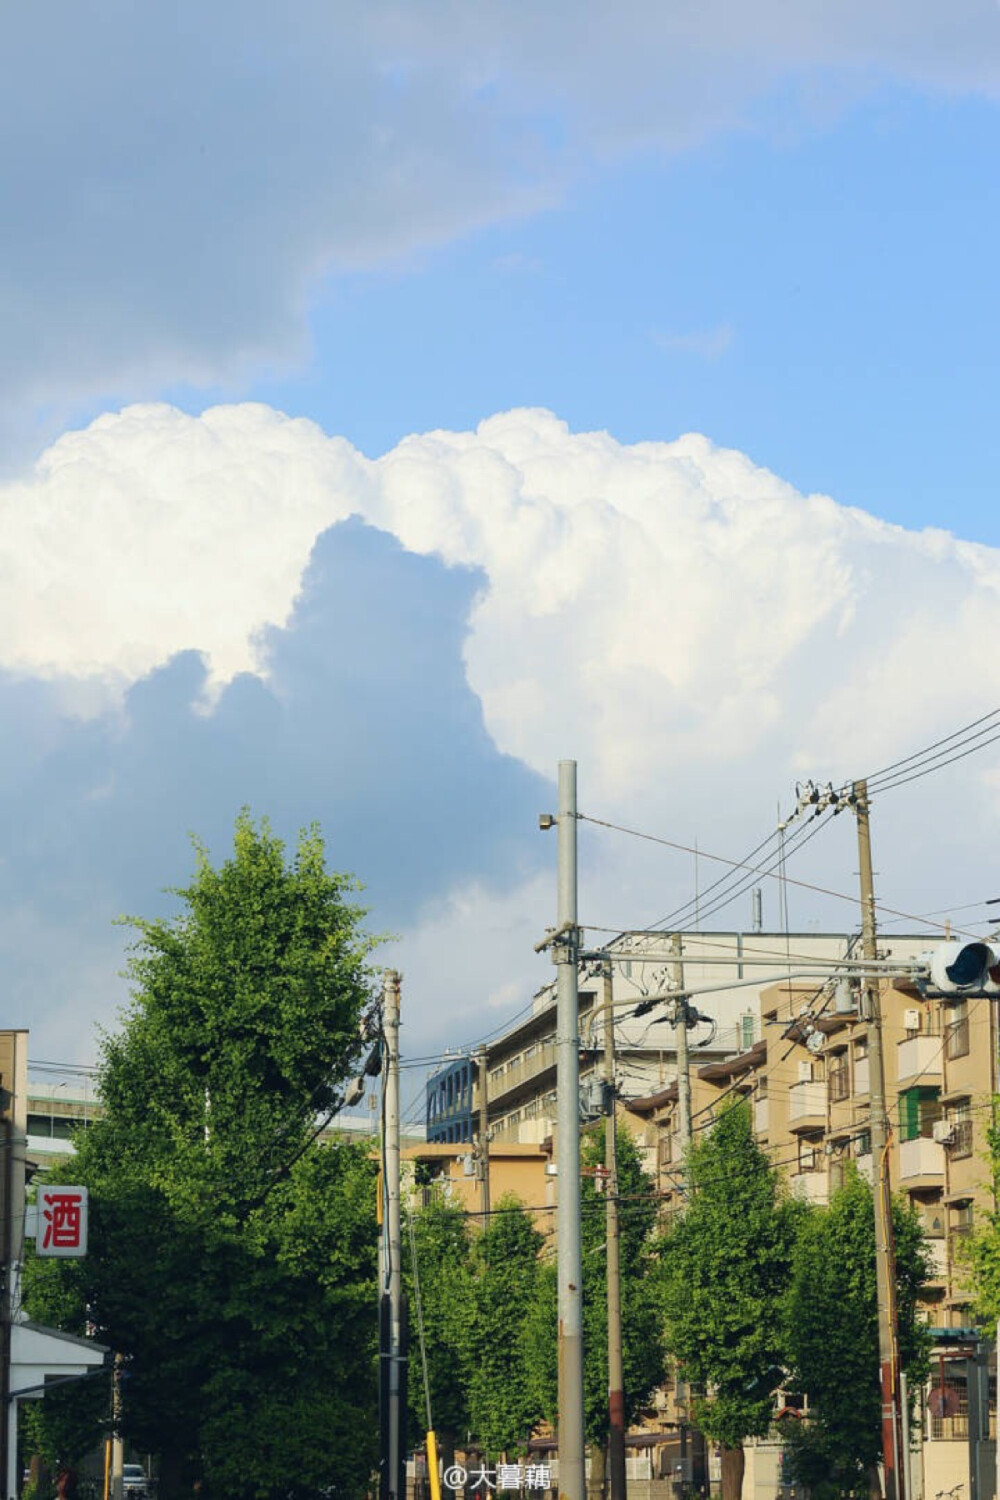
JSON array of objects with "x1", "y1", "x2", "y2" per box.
[{"x1": 751, "y1": 887, "x2": 763, "y2": 934}]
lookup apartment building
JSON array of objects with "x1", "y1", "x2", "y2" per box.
[
  {"x1": 428, "y1": 931, "x2": 931, "y2": 1156},
  {"x1": 631, "y1": 962, "x2": 998, "y2": 1498}
]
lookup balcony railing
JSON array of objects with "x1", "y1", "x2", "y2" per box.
[
  {"x1": 788, "y1": 1080, "x2": 825, "y2": 1124},
  {"x1": 898, "y1": 1135, "x2": 945, "y2": 1182},
  {"x1": 897, "y1": 1034, "x2": 944, "y2": 1085},
  {"x1": 790, "y1": 1172, "x2": 829, "y2": 1205},
  {"x1": 488, "y1": 1039, "x2": 557, "y2": 1102}
]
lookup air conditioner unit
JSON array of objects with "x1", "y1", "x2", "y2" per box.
[
  {"x1": 903, "y1": 1008, "x2": 922, "y2": 1032},
  {"x1": 932, "y1": 1120, "x2": 955, "y2": 1145}
]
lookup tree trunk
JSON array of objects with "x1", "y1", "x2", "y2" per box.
[
  {"x1": 156, "y1": 1448, "x2": 188, "y2": 1500},
  {"x1": 720, "y1": 1444, "x2": 745, "y2": 1500},
  {"x1": 586, "y1": 1442, "x2": 606, "y2": 1500}
]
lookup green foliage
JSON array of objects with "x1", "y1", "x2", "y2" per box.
[
  {"x1": 524, "y1": 1125, "x2": 664, "y2": 1445},
  {"x1": 23, "y1": 814, "x2": 381, "y2": 1500},
  {"x1": 404, "y1": 1193, "x2": 474, "y2": 1439},
  {"x1": 655, "y1": 1101, "x2": 795, "y2": 1450},
  {"x1": 965, "y1": 1111, "x2": 1000, "y2": 1326},
  {"x1": 464, "y1": 1197, "x2": 544, "y2": 1455},
  {"x1": 408, "y1": 1191, "x2": 546, "y2": 1456},
  {"x1": 782, "y1": 1166, "x2": 930, "y2": 1490}
]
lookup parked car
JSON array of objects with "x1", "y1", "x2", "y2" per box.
[{"x1": 122, "y1": 1466, "x2": 149, "y2": 1499}]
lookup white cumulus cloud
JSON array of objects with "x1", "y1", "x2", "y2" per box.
[
  {"x1": 6, "y1": 401, "x2": 1000, "y2": 1060},
  {"x1": 5, "y1": 401, "x2": 1000, "y2": 800}
]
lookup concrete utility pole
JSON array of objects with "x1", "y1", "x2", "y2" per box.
[
  {"x1": 477, "y1": 1045, "x2": 490, "y2": 1220},
  {"x1": 602, "y1": 963, "x2": 626, "y2": 1500},
  {"x1": 0, "y1": 1098, "x2": 11, "y2": 1500},
  {"x1": 554, "y1": 761, "x2": 585, "y2": 1500},
  {"x1": 384, "y1": 970, "x2": 405, "y2": 1500},
  {"x1": 111, "y1": 1355, "x2": 125, "y2": 1500},
  {"x1": 854, "y1": 781, "x2": 906, "y2": 1500},
  {"x1": 671, "y1": 935, "x2": 692, "y2": 1161}
]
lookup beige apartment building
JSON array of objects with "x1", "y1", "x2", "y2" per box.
[{"x1": 629, "y1": 969, "x2": 998, "y2": 1498}]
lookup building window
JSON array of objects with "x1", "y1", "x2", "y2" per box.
[
  {"x1": 828, "y1": 1053, "x2": 849, "y2": 1104},
  {"x1": 898, "y1": 1087, "x2": 941, "y2": 1142},
  {"x1": 946, "y1": 1000, "x2": 970, "y2": 1060},
  {"x1": 949, "y1": 1102, "x2": 973, "y2": 1159}
]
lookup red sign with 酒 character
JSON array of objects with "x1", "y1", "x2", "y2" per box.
[{"x1": 37, "y1": 1186, "x2": 88, "y2": 1257}]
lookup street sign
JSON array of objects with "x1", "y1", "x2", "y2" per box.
[{"x1": 36, "y1": 1185, "x2": 88, "y2": 1257}]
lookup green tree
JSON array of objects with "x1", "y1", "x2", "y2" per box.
[
  {"x1": 781, "y1": 1166, "x2": 930, "y2": 1496},
  {"x1": 464, "y1": 1197, "x2": 544, "y2": 1456},
  {"x1": 655, "y1": 1101, "x2": 795, "y2": 1500},
  {"x1": 524, "y1": 1124, "x2": 664, "y2": 1476},
  {"x1": 964, "y1": 1113, "x2": 1000, "y2": 1325},
  {"x1": 404, "y1": 1192, "x2": 474, "y2": 1480},
  {"x1": 25, "y1": 814, "x2": 381, "y2": 1500}
]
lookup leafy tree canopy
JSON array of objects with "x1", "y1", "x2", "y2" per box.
[
  {"x1": 782, "y1": 1166, "x2": 930, "y2": 1493},
  {"x1": 524, "y1": 1123, "x2": 664, "y2": 1447},
  {"x1": 25, "y1": 814, "x2": 381, "y2": 1500},
  {"x1": 655, "y1": 1100, "x2": 796, "y2": 1489}
]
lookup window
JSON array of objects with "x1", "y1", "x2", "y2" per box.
[
  {"x1": 828, "y1": 1052, "x2": 849, "y2": 1103},
  {"x1": 898, "y1": 1087, "x2": 942, "y2": 1142},
  {"x1": 946, "y1": 1000, "x2": 970, "y2": 1060},
  {"x1": 949, "y1": 1101, "x2": 973, "y2": 1159}
]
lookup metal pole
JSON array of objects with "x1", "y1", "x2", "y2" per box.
[
  {"x1": 477, "y1": 1046, "x2": 490, "y2": 1221},
  {"x1": 672, "y1": 935, "x2": 692, "y2": 1187},
  {"x1": 899, "y1": 1371, "x2": 913, "y2": 1500},
  {"x1": 1, "y1": 1108, "x2": 11, "y2": 1500},
  {"x1": 555, "y1": 761, "x2": 585, "y2": 1500},
  {"x1": 854, "y1": 780, "x2": 905, "y2": 1500},
  {"x1": 385, "y1": 971, "x2": 404, "y2": 1500},
  {"x1": 111, "y1": 1355, "x2": 124, "y2": 1500},
  {"x1": 603, "y1": 963, "x2": 626, "y2": 1500}
]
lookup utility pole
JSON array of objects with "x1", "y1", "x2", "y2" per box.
[
  {"x1": 382, "y1": 970, "x2": 406, "y2": 1500},
  {"x1": 0, "y1": 1096, "x2": 11, "y2": 1500},
  {"x1": 854, "y1": 780, "x2": 906, "y2": 1500},
  {"x1": 671, "y1": 934, "x2": 692, "y2": 1160},
  {"x1": 603, "y1": 962, "x2": 626, "y2": 1500},
  {"x1": 111, "y1": 1355, "x2": 124, "y2": 1500},
  {"x1": 477, "y1": 1046, "x2": 490, "y2": 1221},
  {"x1": 553, "y1": 761, "x2": 585, "y2": 1500}
]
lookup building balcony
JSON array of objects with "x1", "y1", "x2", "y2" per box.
[
  {"x1": 488, "y1": 1040, "x2": 557, "y2": 1108},
  {"x1": 924, "y1": 1238, "x2": 949, "y2": 1282},
  {"x1": 754, "y1": 1097, "x2": 770, "y2": 1136},
  {"x1": 899, "y1": 1135, "x2": 945, "y2": 1187},
  {"x1": 896, "y1": 1035, "x2": 943, "y2": 1088},
  {"x1": 790, "y1": 1171, "x2": 829, "y2": 1205},
  {"x1": 788, "y1": 1080, "x2": 826, "y2": 1131}
]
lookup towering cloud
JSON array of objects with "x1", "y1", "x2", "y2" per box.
[{"x1": 3, "y1": 403, "x2": 999, "y2": 1058}]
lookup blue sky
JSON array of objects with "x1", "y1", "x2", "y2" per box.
[
  {"x1": 187, "y1": 86, "x2": 1000, "y2": 539},
  {"x1": 4, "y1": 3, "x2": 1000, "y2": 1069}
]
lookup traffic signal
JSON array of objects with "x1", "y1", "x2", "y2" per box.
[{"x1": 923, "y1": 940, "x2": 1000, "y2": 995}]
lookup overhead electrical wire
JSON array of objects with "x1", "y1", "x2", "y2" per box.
[{"x1": 866, "y1": 708, "x2": 1000, "y2": 788}]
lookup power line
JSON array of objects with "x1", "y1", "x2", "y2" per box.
[
  {"x1": 867, "y1": 708, "x2": 1000, "y2": 787},
  {"x1": 577, "y1": 813, "x2": 982, "y2": 940}
]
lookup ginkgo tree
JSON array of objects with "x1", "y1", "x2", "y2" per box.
[{"x1": 26, "y1": 813, "x2": 382, "y2": 1500}]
